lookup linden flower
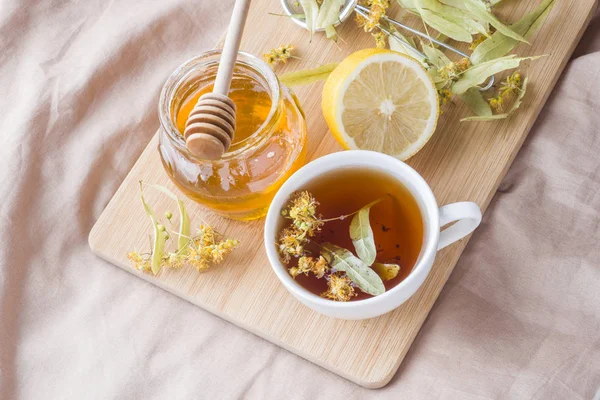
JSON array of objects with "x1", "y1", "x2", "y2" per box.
[
  {"x1": 489, "y1": 96, "x2": 504, "y2": 112},
  {"x1": 456, "y1": 57, "x2": 471, "y2": 72},
  {"x1": 291, "y1": 256, "x2": 330, "y2": 279},
  {"x1": 372, "y1": 31, "x2": 387, "y2": 49},
  {"x1": 311, "y1": 256, "x2": 329, "y2": 278},
  {"x1": 197, "y1": 224, "x2": 216, "y2": 247},
  {"x1": 438, "y1": 88, "x2": 452, "y2": 107},
  {"x1": 127, "y1": 252, "x2": 150, "y2": 272},
  {"x1": 278, "y1": 226, "x2": 307, "y2": 263},
  {"x1": 263, "y1": 44, "x2": 294, "y2": 66},
  {"x1": 356, "y1": 0, "x2": 390, "y2": 32},
  {"x1": 321, "y1": 273, "x2": 356, "y2": 302},
  {"x1": 165, "y1": 252, "x2": 183, "y2": 269},
  {"x1": 286, "y1": 191, "x2": 324, "y2": 236},
  {"x1": 469, "y1": 33, "x2": 489, "y2": 50},
  {"x1": 439, "y1": 58, "x2": 470, "y2": 83},
  {"x1": 499, "y1": 72, "x2": 522, "y2": 97},
  {"x1": 189, "y1": 238, "x2": 239, "y2": 271},
  {"x1": 187, "y1": 248, "x2": 210, "y2": 271}
]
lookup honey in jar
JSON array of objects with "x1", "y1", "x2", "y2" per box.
[{"x1": 158, "y1": 51, "x2": 307, "y2": 220}]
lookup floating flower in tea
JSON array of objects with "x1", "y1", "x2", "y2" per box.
[{"x1": 277, "y1": 190, "x2": 402, "y2": 302}]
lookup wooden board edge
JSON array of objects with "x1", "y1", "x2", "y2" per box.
[{"x1": 89, "y1": 244, "x2": 392, "y2": 388}]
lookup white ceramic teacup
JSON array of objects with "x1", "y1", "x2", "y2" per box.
[{"x1": 264, "y1": 150, "x2": 482, "y2": 320}]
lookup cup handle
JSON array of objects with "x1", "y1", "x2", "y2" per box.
[{"x1": 437, "y1": 202, "x2": 482, "y2": 250}]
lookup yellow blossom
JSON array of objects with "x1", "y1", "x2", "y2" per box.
[
  {"x1": 263, "y1": 44, "x2": 294, "y2": 66},
  {"x1": 290, "y1": 256, "x2": 330, "y2": 279},
  {"x1": 489, "y1": 96, "x2": 504, "y2": 112},
  {"x1": 469, "y1": 33, "x2": 489, "y2": 50},
  {"x1": 289, "y1": 266, "x2": 301, "y2": 278},
  {"x1": 197, "y1": 225, "x2": 215, "y2": 247},
  {"x1": 438, "y1": 88, "x2": 452, "y2": 106},
  {"x1": 356, "y1": 0, "x2": 390, "y2": 32},
  {"x1": 127, "y1": 252, "x2": 151, "y2": 272},
  {"x1": 278, "y1": 226, "x2": 306, "y2": 263},
  {"x1": 372, "y1": 31, "x2": 387, "y2": 49},
  {"x1": 321, "y1": 273, "x2": 356, "y2": 302},
  {"x1": 456, "y1": 57, "x2": 471, "y2": 72},
  {"x1": 311, "y1": 256, "x2": 329, "y2": 278},
  {"x1": 499, "y1": 72, "x2": 522, "y2": 97},
  {"x1": 286, "y1": 191, "x2": 324, "y2": 236},
  {"x1": 165, "y1": 252, "x2": 183, "y2": 269}
]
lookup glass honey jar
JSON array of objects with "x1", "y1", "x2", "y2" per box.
[{"x1": 158, "y1": 51, "x2": 307, "y2": 220}]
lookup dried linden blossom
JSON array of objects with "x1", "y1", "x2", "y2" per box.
[
  {"x1": 322, "y1": 272, "x2": 356, "y2": 302},
  {"x1": 128, "y1": 183, "x2": 239, "y2": 275},
  {"x1": 355, "y1": 0, "x2": 391, "y2": 48},
  {"x1": 355, "y1": 0, "x2": 390, "y2": 33},
  {"x1": 290, "y1": 256, "x2": 330, "y2": 279},
  {"x1": 263, "y1": 44, "x2": 295, "y2": 66},
  {"x1": 489, "y1": 71, "x2": 522, "y2": 112},
  {"x1": 277, "y1": 191, "x2": 324, "y2": 263}
]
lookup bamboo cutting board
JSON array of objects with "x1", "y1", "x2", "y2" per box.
[{"x1": 89, "y1": 0, "x2": 597, "y2": 388}]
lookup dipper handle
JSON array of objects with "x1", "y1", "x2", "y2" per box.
[{"x1": 214, "y1": 0, "x2": 251, "y2": 95}]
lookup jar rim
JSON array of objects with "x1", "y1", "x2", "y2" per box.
[{"x1": 158, "y1": 50, "x2": 281, "y2": 161}]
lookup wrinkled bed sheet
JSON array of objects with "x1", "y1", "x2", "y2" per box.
[{"x1": 1, "y1": 1, "x2": 599, "y2": 399}]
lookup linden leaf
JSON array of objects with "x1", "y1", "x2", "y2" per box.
[
  {"x1": 461, "y1": 77, "x2": 528, "y2": 121},
  {"x1": 471, "y1": 0, "x2": 555, "y2": 64},
  {"x1": 463, "y1": 0, "x2": 528, "y2": 44},
  {"x1": 139, "y1": 183, "x2": 166, "y2": 275},
  {"x1": 279, "y1": 63, "x2": 338, "y2": 87},
  {"x1": 349, "y1": 198, "x2": 383, "y2": 265},
  {"x1": 299, "y1": 0, "x2": 319, "y2": 40},
  {"x1": 389, "y1": 32, "x2": 427, "y2": 66},
  {"x1": 419, "y1": 8, "x2": 473, "y2": 43},
  {"x1": 324, "y1": 24, "x2": 337, "y2": 41},
  {"x1": 146, "y1": 183, "x2": 191, "y2": 255},
  {"x1": 418, "y1": 0, "x2": 488, "y2": 36},
  {"x1": 316, "y1": 0, "x2": 344, "y2": 29},
  {"x1": 422, "y1": 43, "x2": 451, "y2": 69},
  {"x1": 372, "y1": 263, "x2": 401, "y2": 281},
  {"x1": 459, "y1": 87, "x2": 493, "y2": 117},
  {"x1": 451, "y1": 55, "x2": 542, "y2": 94},
  {"x1": 321, "y1": 243, "x2": 385, "y2": 296}
]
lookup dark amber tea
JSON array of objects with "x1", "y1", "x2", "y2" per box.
[{"x1": 276, "y1": 167, "x2": 424, "y2": 302}]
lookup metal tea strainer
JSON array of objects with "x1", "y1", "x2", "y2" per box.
[{"x1": 279, "y1": 0, "x2": 495, "y2": 91}]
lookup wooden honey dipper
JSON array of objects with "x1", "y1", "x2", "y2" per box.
[{"x1": 184, "y1": 0, "x2": 251, "y2": 160}]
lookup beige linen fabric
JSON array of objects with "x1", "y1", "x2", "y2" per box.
[{"x1": 1, "y1": 1, "x2": 599, "y2": 399}]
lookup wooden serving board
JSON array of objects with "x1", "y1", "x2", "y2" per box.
[{"x1": 89, "y1": 0, "x2": 596, "y2": 388}]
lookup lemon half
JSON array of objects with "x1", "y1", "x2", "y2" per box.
[{"x1": 322, "y1": 49, "x2": 439, "y2": 160}]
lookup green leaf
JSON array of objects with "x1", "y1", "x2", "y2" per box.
[
  {"x1": 419, "y1": 8, "x2": 473, "y2": 42},
  {"x1": 139, "y1": 183, "x2": 166, "y2": 275},
  {"x1": 422, "y1": 43, "x2": 451, "y2": 69},
  {"x1": 146, "y1": 184, "x2": 191, "y2": 255},
  {"x1": 464, "y1": 0, "x2": 528, "y2": 44},
  {"x1": 321, "y1": 243, "x2": 385, "y2": 296},
  {"x1": 324, "y1": 24, "x2": 337, "y2": 41},
  {"x1": 349, "y1": 198, "x2": 382, "y2": 265},
  {"x1": 461, "y1": 77, "x2": 529, "y2": 121},
  {"x1": 279, "y1": 63, "x2": 338, "y2": 87},
  {"x1": 389, "y1": 32, "x2": 427, "y2": 66},
  {"x1": 299, "y1": 0, "x2": 319, "y2": 40},
  {"x1": 471, "y1": 0, "x2": 555, "y2": 64},
  {"x1": 316, "y1": 0, "x2": 344, "y2": 29},
  {"x1": 372, "y1": 263, "x2": 400, "y2": 281},
  {"x1": 451, "y1": 55, "x2": 542, "y2": 94},
  {"x1": 459, "y1": 87, "x2": 493, "y2": 116}
]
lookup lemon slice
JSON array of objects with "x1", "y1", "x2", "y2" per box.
[{"x1": 322, "y1": 49, "x2": 439, "y2": 160}]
